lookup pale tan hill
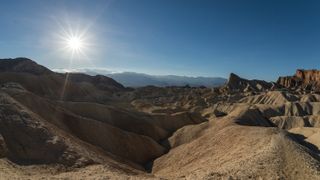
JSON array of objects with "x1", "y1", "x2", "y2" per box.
[
  {"x1": 152, "y1": 109, "x2": 320, "y2": 179},
  {"x1": 239, "y1": 91, "x2": 299, "y2": 105},
  {"x1": 301, "y1": 93, "x2": 320, "y2": 102},
  {"x1": 269, "y1": 115, "x2": 320, "y2": 130},
  {"x1": 289, "y1": 127, "x2": 320, "y2": 152},
  {"x1": 151, "y1": 111, "x2": 207, "y2": 133},
  {"x1": 166, "y1": 121, "x2": 212, "y2": 148},
  {"x1": 270, "y1": 116, "x2": 307, "y2": 129}
]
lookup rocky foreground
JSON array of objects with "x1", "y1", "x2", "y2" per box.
[{"x1": 1, "y1": 58, "x2": 320, "y2": 179}]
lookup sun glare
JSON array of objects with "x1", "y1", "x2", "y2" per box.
[
  {"x1": 54, "y1": 18, "x2": 95, "y2": 60},
  {"x1": 67, "y1": 37, "x2": 83, "y2": 51}
]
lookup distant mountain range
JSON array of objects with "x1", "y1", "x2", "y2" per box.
[{"x1": 53, "y1": 68, "x2": 227, "y2": 87}]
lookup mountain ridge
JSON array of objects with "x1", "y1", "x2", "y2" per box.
[{"x1": 53, "y1": 68, "x2": 227, "y2": 87}]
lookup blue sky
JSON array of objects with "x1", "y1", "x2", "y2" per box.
[{"x1": 1, "y1": 0, "x2": 320, "y2": 80}]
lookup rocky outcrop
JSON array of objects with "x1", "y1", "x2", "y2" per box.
[
  {"x1": 277, "y1": 69, "x2": 320, "y2": 91},
  {"x1": 222, "y1": 73, "x2": 275, "y2": 93},
  {"x1": 296, "y1": 69, "x2": 320, "y2": 82}
]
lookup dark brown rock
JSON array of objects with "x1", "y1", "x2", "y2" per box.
[
  {"x1": 225, "y1": 73, "x2": 274, "y2": 92},
  {"x1": 0, "y1": 58, "x2": 52, "y2": 75},
  {"x1": 66, "y1": 73, "x2": 126, "y2": 92},
  {"x1": 0, "y1": 94, "x2": 67, "y2": 164},
  {"x1": 0, "y1": 93, "x2": 99, "y2": 168},
  {"x1": 0, "y1": 58, "x2": 127, "y2": 101},
  {"x1": 0, "y1": 134, "x2": 7, "y2": 158}
]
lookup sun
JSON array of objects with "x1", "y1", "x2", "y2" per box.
[
  {"x1": 54, "y1": 19, "x2": 94, "y2": 59},
  {"x1": 67, "y1": 36, "x2": 83, "y2": 51}
]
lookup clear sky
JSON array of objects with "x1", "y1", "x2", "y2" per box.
[{"x1": 1, "y1": 0, "x2": 320, "y2": 81}]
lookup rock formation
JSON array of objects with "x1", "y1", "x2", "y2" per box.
[
  {"x1": 0, "y1": 58, "x2": 320, "y2": 179},
  {"x1": 221, "y1": 73, "x2": 275, "y2": 93},
  {"x1": 278, "y1": 69, "x2": 320, "y2": 91}
]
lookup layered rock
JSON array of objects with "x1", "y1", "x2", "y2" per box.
[
  {"x1": 277, "y1": 69, "x2": 320, "y2": 91},
  {"x1": 296, "y1": 69, "x2": 320, "y2": 82}
]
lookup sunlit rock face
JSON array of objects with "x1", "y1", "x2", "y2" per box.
[
  {"x1": 278, "y1": 69, "x2": 320, "y2": 91},
  {"x1": 296, "y1": 69, "x2": 320, "y2": 82}
]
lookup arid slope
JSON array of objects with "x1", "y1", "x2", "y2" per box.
[{"x1": 0, "y1": 58, "x2": 320, "y2": 179}]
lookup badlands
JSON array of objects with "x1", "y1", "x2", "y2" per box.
[{"x1": 0, "y1": 58, "x2": 320, "y2": 179}]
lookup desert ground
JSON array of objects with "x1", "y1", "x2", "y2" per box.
[{"x1": 1, "y1": 58, "x2": 320, "y2": 179}]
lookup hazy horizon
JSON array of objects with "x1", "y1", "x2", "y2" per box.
[{"x1": 1, "y1": 0, "x2": 320, "y2": 81}]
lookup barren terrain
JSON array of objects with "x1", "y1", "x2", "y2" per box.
[{"x1": 1, "y1": 58, "x2": 320, "y2": 179}]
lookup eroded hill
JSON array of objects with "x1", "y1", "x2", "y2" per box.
[{"x1": 0, "y1": 58, "x2": 320, "y2": 179}]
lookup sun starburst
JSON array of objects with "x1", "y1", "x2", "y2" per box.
[{"x1": 67, "y1": 36, "x2": 83, "y2": 51}]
